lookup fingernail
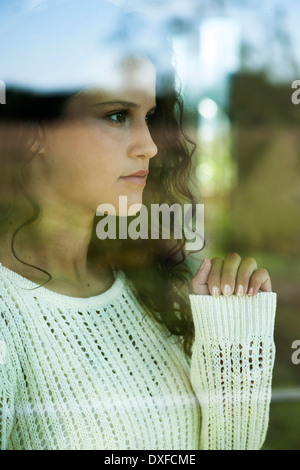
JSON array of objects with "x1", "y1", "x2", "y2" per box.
[
  {"x1": 199, "y1": 257, "x2": 207, "y2": 270},
  {"x1": 237, "y1": 285, "x2": 244, "y2": 296},
  {"x1": 248, "y1": 287, "x2": 254, "y2": 296},
  {"x1": 212, "y1": 286, "x2": 219, "y2": 297},
  {"x1": 223, "y1": 284, "x2": 231, "y2": 296}
]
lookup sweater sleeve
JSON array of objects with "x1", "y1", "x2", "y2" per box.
[
  {"x1": 0, "y1": 335, "x2": 16, "y2": 450},
  {"x1": 189, "y1": 292, "x2": 276, "y2": 450}
]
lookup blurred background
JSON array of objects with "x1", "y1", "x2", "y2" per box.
[
  {"x1": 1, "y1": 0, "x2": 300, "y2": 449},
  {"x1": 122, "y1": 0, "x2": 300, "y2": 450}
]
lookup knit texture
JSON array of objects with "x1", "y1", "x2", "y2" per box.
[
  {"x1": 0, "y1": 264, "x2": 276, "y2": 450},
  {"x1": 189, "y1": 293, "x2": 276, "y2": 449}
]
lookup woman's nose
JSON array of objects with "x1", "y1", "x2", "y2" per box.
[{"x1": 128, "y1": 122, "x2": 158, "y2": 160}]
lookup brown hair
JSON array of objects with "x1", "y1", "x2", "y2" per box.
[{"x1": 0, "y1": 2, "x2": 201, "y2": 356}]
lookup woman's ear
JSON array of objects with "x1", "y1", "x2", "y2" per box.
[
  {"x1": 21, "y1": 123, "x2": 46, "y2": 159},
  {"x1": 29, "y1": 124, "x2": 46, "y2": 158}
]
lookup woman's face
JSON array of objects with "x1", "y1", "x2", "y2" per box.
[{"x1": 29, "y1": 58, "x2": 158, "y2": 216}]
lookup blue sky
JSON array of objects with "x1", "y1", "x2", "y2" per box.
[{"x1": 1, "y1": 0, "x2": 299, "y2": 92}]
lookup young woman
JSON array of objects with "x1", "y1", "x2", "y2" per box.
[{"x1": 0, "y1": 1, "x2": 276, "y2": 450}]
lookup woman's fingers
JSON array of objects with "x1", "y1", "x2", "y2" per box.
[
  {"x1": 219, "y1": 252, "x2": 242, "y2": 296},
  {"x1": 247, "y1": 267, "x2": 272, "y2": 296},
  {"x1": 191, "y1": 257, "x2": 211, "y2": 295},
  {"x1": 235, "y1": 256, "x2": 257, "y2": 296},
  {"x1": 191, "y1": 253, "x2": 272, "y2": 296},
  {"x1": 207, "y1": 257, "x2": 223, "y2": 297}
]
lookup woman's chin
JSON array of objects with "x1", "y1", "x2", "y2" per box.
[
  {"x1": 97, "y1": 195, "x2": 144, "y2": 217},
  {"x1": 127, "y1": 202, "x2": 143, "y2": 216}
]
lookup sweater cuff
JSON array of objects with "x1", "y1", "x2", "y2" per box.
[{"x1": 189, "y1": 292, "x2": 277, "y2": 343}]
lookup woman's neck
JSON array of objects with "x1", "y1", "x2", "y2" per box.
[{"x1": 0, "y1": 204, "x2": 113, "y2": 297}]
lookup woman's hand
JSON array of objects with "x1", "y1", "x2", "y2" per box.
[{"x1": 191, "y1": 253, "x2": 272, "y2": 296}]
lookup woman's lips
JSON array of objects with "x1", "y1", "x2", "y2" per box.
[
  {"x1": 121, "y1": 176, "x2": 147, "y2": 186},
  {"x1": 120, "y1": 170, "x2": 149, "y2": 187}
]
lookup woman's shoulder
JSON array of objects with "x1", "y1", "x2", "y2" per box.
[{"x1": 0, "y1": 262, "x2": 27, "y2": 327}]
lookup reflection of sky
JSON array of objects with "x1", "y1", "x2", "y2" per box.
[
  {"x1": 221, "y1": 0, "x2": 300, "y2": 82},
  {"x1": 198, "y1": 18, "x2": 240, "y2": 87},
  {"x1": 1, "y1": 0, "x2": 300, "y2": 92},
  {"x1": 1, "y1": 0, "x2": 171, "y2": 91},
  {"x1": 127, "y1": 0, "x2": 300, "y2": 83},
  {"x1": 0, "y1": 1, "x2": 126, "y2": 90}
]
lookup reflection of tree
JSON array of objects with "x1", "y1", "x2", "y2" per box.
[
  {"x1": 229, "y1": 72, "x2": 300, "y2": 256},
  {"x1": 268, "y1": 4, "x2": 298, "y2": 79},
  {"x1": 238, "y1": 1, "x2": 299, "y2": 81},
  {"x1": 129, "y1": 0, "x2": 300, "y2": 82}
]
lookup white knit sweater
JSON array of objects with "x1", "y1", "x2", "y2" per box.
[{"x1": 0, "y1": 264, "x2": 276, "y2": 450}]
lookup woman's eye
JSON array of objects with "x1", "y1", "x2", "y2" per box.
[
  {"x1": 145, "y1": 113, "x2": 155, "y2": 126},
  {"x1": 107, "y1": 111, "x2": 128, "y2": 124},
  {"x1": 105, "y1": 110, "x2": 155, "y2": 126}
]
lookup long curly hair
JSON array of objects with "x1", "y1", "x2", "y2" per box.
[{"x1": 0, "y1": 2, "x2": 200, "y2": 356}]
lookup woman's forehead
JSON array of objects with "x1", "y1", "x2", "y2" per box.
[
  {"x1": 110, "y1": 58, "x2": 156, "y2": 93},
  {"x1": 69, "y1": 59, "x2": 157, "y2": 108}
]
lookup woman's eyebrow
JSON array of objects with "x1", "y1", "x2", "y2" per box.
[
  {"x1": 95, "y1": 100, "x2": 156, "y2": 112},
  {"x1": 95, "y1": 100, "x2": 139, "y2": 108}
]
